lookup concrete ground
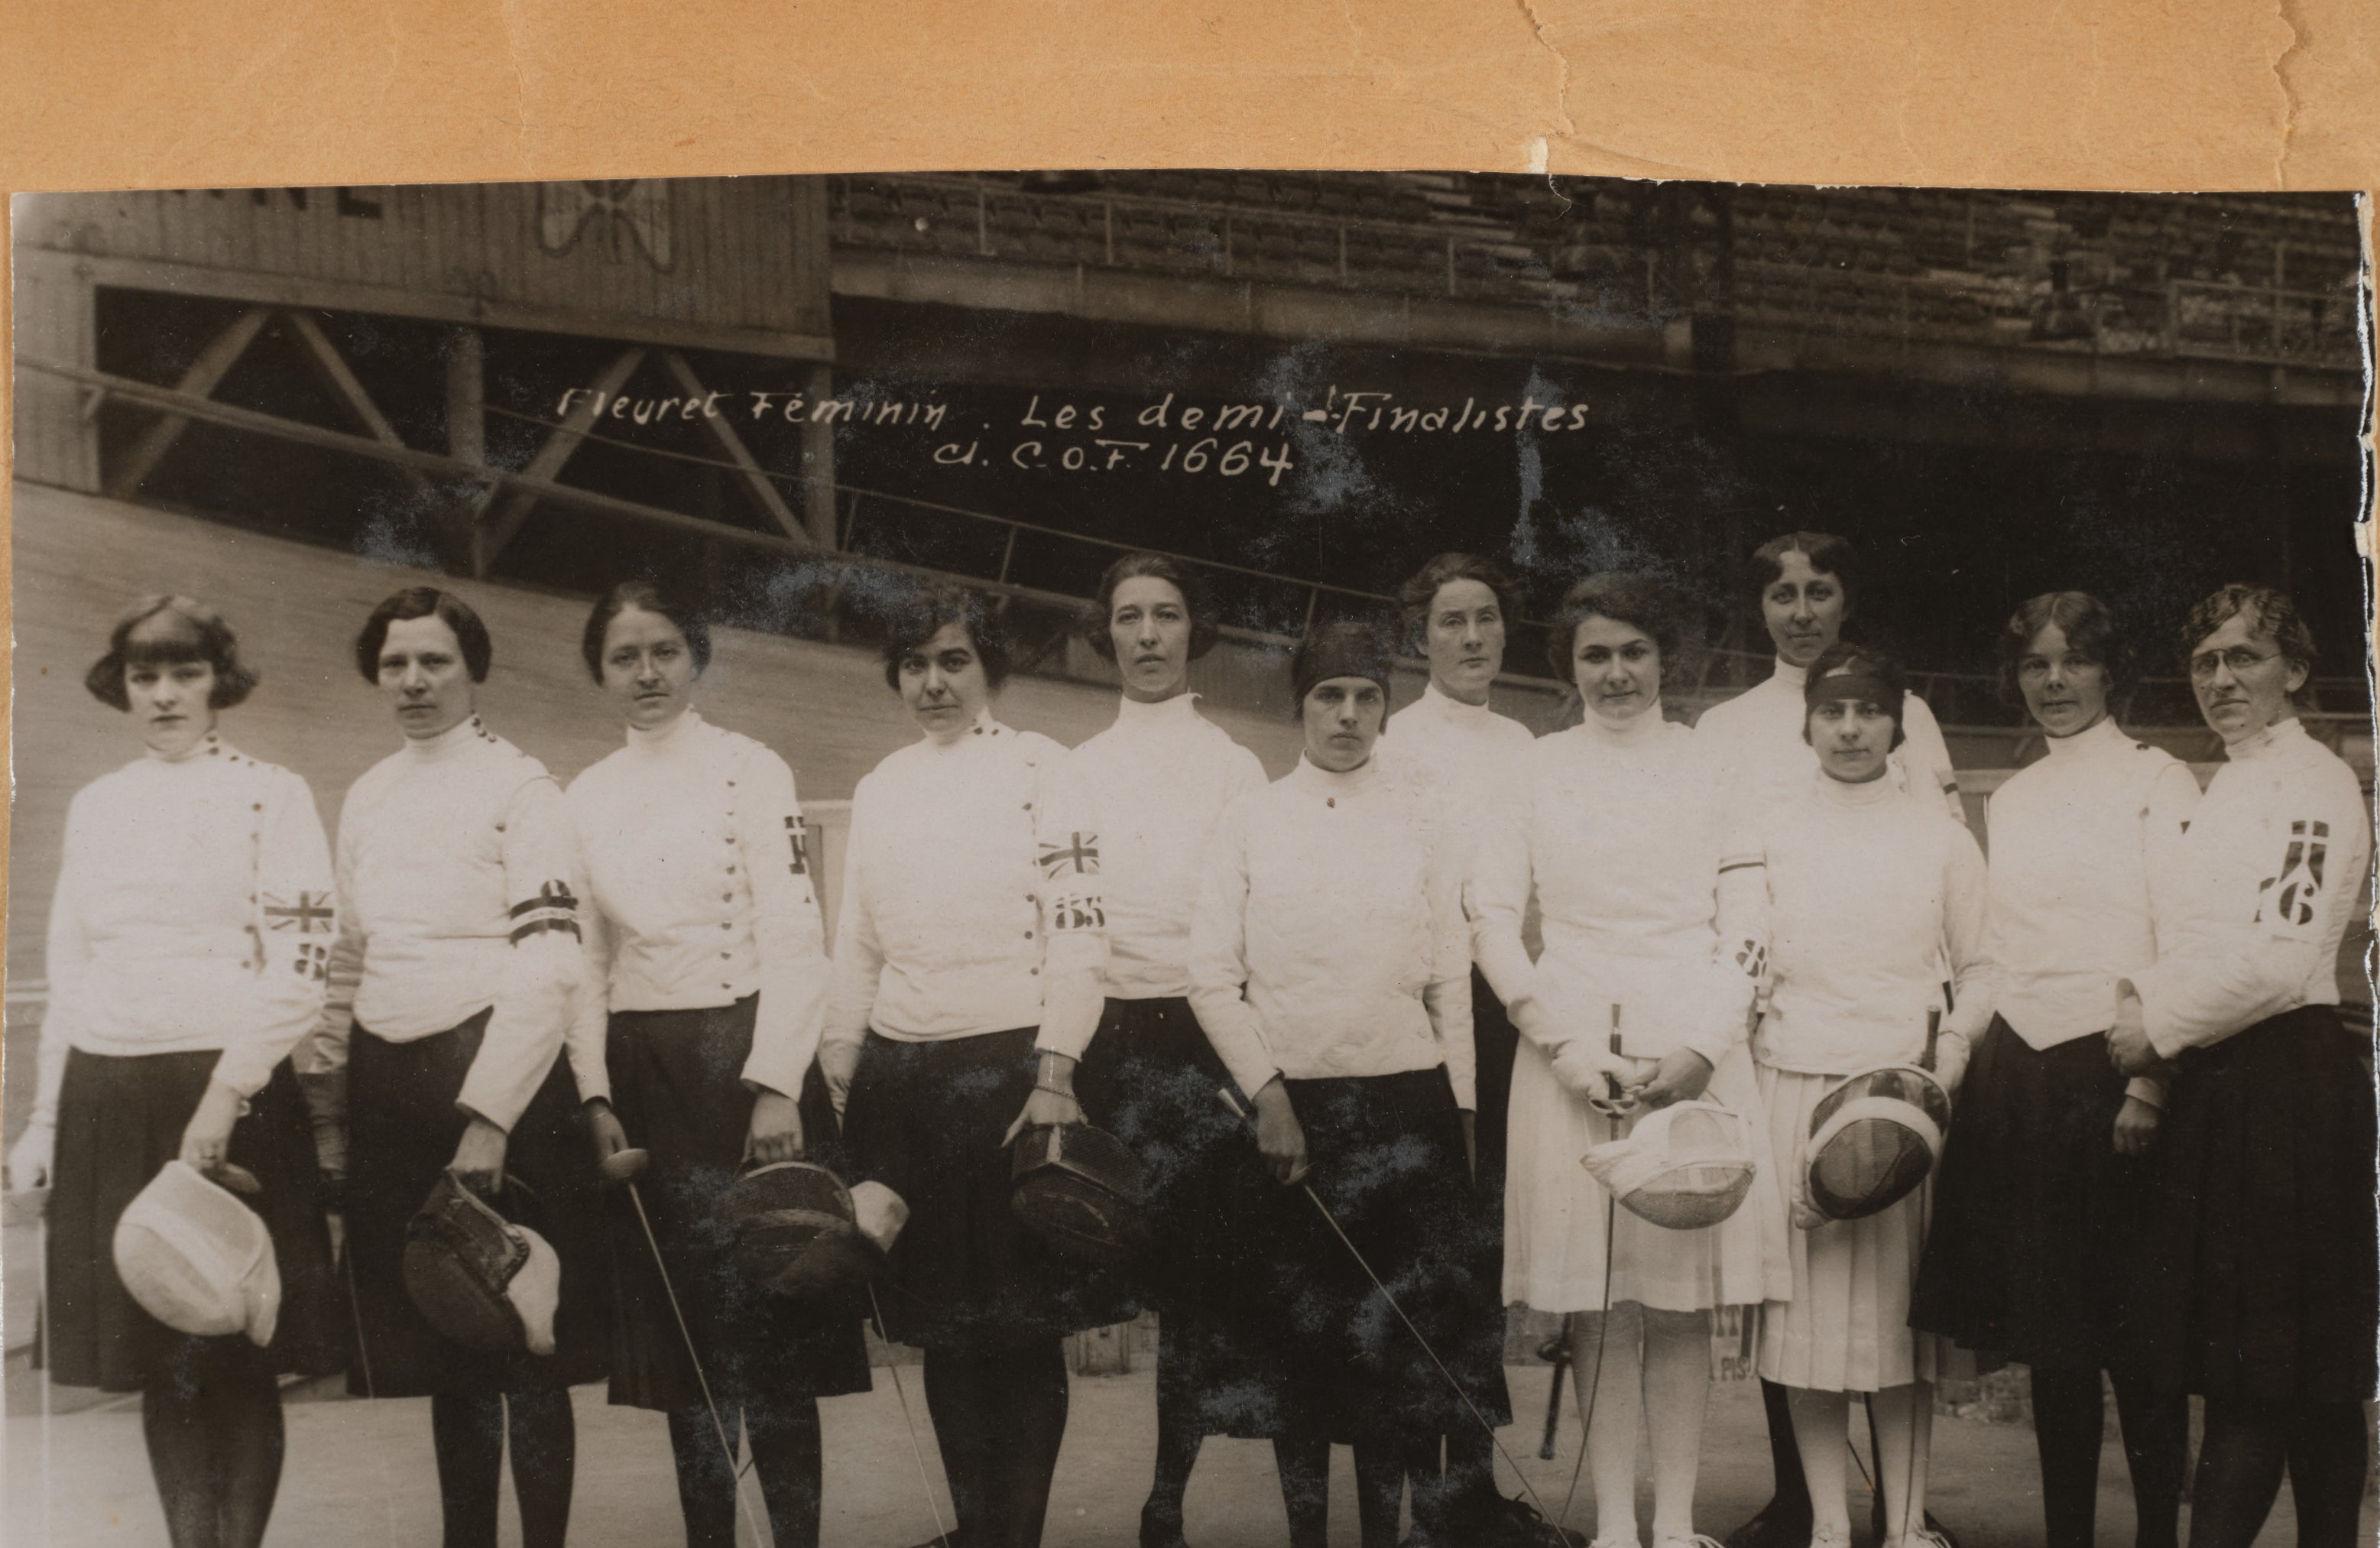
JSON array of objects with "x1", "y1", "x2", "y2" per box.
[{"x1": 5, "y1": 1358, "x2": 2361, "y2": 1547}]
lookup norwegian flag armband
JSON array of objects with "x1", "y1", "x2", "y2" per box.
[{"x1": 509, "y1": 880, "x2": 582, "y2": 943}]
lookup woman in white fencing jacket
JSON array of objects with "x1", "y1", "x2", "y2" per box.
[
  {"x1": 1470, "y1": 574, "x2": 1789, "y2": 1548},
  {"x1": 1063, "y1": 554, "x2": 1271, "y2": 1548},
  {"x1": 303, "y1": 586, "x2": 608, "y2": 1548},
  {"x1": 7, "y1": 596, "x2": 340, "y2": 1548},
  {"x1": 820, "y1": 582, "x2": 1130, "y2": 1548},
  {"x1": 2107, "y1": 584, "x2": 2374, "y2": 1548},
  {"x1": 1188, "y1": 617, "x2": 1483, "y2": 1548},
  {"x1": 566, "y1": 580, "x2": 868, "y2": 1548},
  {"x1": 1910, "y1": 592, "x2": 2194, "y2": 1548},
  {"x1": 1728, "y1": 642, "x2": 1993, "y2": 1548}
]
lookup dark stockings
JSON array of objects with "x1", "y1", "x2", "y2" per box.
[
  {"x1": 2030, "y1": 1366, "x2": 2187, "y2": 1548},
  {"x1": 1271, "y1": 1433, "x2": 1435, "y2": 1548},
  {"x1": 2188, "y1": 1398, "x2": 2370, "y2": 1548},
  {"x1": 429, "y1": 1389, "x2": 576, "y2": 1548},
  {"x1": 1759, "y1": 1378, "x2": 1814, "y2": 1517},
  {"x1": 1142, "y1": 1381, "x2": 1206, "y2": 1526},
  {"x1": 141, "y1": 1338, "x2": 285, "y2": 1548},
  {"x1": 666, "y1": 1397, "x2": 825, "y2": 1548},
  {"x1": 922, "y1": 1339, "x2": 1070, "y2": 1548},
  {"x1": 1434, "y1": 1423, "x2": 1496, "y2": 1531}
]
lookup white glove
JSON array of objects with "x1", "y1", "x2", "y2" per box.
[
  {"x1": 8, "y1": 1120, "x2": 56, "y2": 1193},
  {"x1": 819, "y1": 1040, "x2": 861, "y2": 1118},
  {"x1": 1931, "y1": 1033, "x2": 1971, "y2": 1095},
  {"x1": 1548, "y1": 1039, "x2": 1625, "y2": 1099}
]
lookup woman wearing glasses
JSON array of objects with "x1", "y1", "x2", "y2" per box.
[
  {"x1": 1910, "y1": 592, "x2": 2193, "y2": 1548},
  {"x1": 2107, "y1": 585, "x2": 2374, "y2": 1548}
]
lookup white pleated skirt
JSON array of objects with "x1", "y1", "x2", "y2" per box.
[
  {"x1": 1503, "y1": 1038, "x2": 1791, "y2": 1315},
  {"x1": 1754, "y1": 1063, "x2": 1945, "y2": 1393}
]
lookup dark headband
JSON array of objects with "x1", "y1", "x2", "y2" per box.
[{"x1": 1804, "y1": 672, "x2": 1901, "y2": 715}]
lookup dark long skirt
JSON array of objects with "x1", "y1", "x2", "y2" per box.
[
  {"x1": 601, "y1": 997, "x2": 871, "y2": 1410},
  {"x1": 1911, "y1": 1015, "x2": 2159, "y2": 1369},
  {"x1": 2123, "y1": 1003, "x2": 2378, "y2": 1402},
  {"x1": 44, "y1": 1048, "x2": 341, "y2": 1392},
  {"x1": 841, "y1": 1025, "x2": 1139, "y2": 1352},
  {"x1": 1454, "y1": 969, "x2": 1517, "y2": 1428},
  {"x1": 343, "y1": 1010, "x2": 610, "y2": 1395},
  {"x1": 1258, "y1": 1066, "x2": 1492, "y2": 1450},
  {"x1": 1072, "y1": 996, "x2": 1282, "y2": 1439}
]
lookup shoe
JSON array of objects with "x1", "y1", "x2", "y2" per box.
[
  {"x1": 903, "y1": 1530, "x2": 964, "y2": 1548},
  {"x1": 1477, "y1": 1494, "x2": 1589, "y2": 1547},
  {"x1": 1879, "y1": 1530, "x2": 1955, "y2": 1548},
  {"x1": 1141, "y1": 1499, "x2": 1191, "y2": 1548},
  {"x1": 1654, "y1": 1536, "x2": 1730, "y2": 1548},
  {"x1": 1724, "y1": 1499, "x2": 1814, "y2": 1548},
  {"x1": 1868, "y1": 1502, "x2": 1957, "y2": 1548}
]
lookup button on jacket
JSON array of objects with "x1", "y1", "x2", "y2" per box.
[
  {"x1": 303, "y1": 716, "x2": 585, "y2": 1132},
  {"x1": 1188, "y1": 755, "x2": 1476, "y2": 1107},
  {"x1": 2130, "y1": 716, "x2": 2371, "y2": 1058},
  {"x1": 567, "y1": 709, "x2": 830, "y2": 1102},
  {"x1": 822, "y1": 716, "x2": 1108, "y2": 1060},
  {"x1": 1068, "y1": 693, "x2": 1267, "y2": 1001},
  {"x1": 34, "y1": 732, "x2": 336, "y2": 1126}
]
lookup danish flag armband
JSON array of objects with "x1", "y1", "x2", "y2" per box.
[
  {"x1": 509, "y1": 880, "x2": 582, "y2": 944},
  {"x1": 2255, "y1": 818, "x2": 2331, "y2": 933}
]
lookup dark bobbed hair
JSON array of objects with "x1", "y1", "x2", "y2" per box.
[
  {"x1": 1397, "y1": 553, "x2": 1523, "y2": 643},
  {"x1": 355, "y1": 587, "x2": 492, "y2": 684},
  {"x1": 581, "y1": 579, "x2": 715, "y2": 683},
  {"x1": 2180, "y1": 583, "x2": 2320, "y2": 709},
  {"x1": 1543, "y1": 573, "x2": 1687, "y2": 678},
  {"x1": 1083, "y1": 553, "x2": 1221, "y2": 663},
  {"x1": 880, "y1": 582, "x2": 1012, "y2": 692},
  {"x1": 1996, "y1": 590, "x2": 2134, "y2": 710},
  {"x1": 86, "y1": 595, "x2": 259, "y2": 712},
  {"x1": 1801, "y1": 639, "x2": 1908, "y2": 751},
  {"x1": 1746, "y1": 530, "x2": 1861, "y2": 618},
  {"x1": 1288, "y1": 615, "x2": 1396, "y2": 722}
]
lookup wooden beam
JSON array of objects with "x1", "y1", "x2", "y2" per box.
[
  {"x1": 660, "y1": 349, "x2": 811, "y2": 548},
  {"x1": 280, "y1": 310, "x2": 430, "y2": 490},
  {"x1": 104, "y1": 306, "x2": 271, "y2": 499},
  {"x1": 441, "y1": 326, "x2": 488, "y2": 569},
  {"x1": 475, "y1": 346, "x2": 647, "y2": 572}
]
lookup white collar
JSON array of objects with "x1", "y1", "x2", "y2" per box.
[
  {"x1": 1418, "y1": 680, "x2": 1497, "y2": 725},
  {"x1": 2041, "y1": 714, "x2": 2125, "y2": 761},
  {"x1": 1114, "y1": 691, "x2": 1201, "y2": 729},
  {"x1": 146, "y1": 729, "x2": 226, "y2": 765},
  {"x1": 922, "y1": 710, "x2": 1007, "y2": 754},
  {"x1": 2224, "y1": 716, "x2": 2309, "y2": 763},
  {"x1": 1768, "y1": 657, "x2": 1811, "y2": 692},
  {"x1": 403, "y1": 715, "x2": 487, "y2": 763},
  {"x1": 627, "y1": 706, "x2": 704, "y2": 753},
  {"x1": 1577, "y1": 706, "x2": 1669, "y2": 748},
  {"x1": 1817, "y1": 767, "x2": 1898, "y2": 808},
  {"x1": 1288, "y1": 751, "x2": 1379, "y2": 796}
]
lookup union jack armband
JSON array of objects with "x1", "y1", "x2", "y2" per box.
[
  {"x1": 264, "y1": 891, "x2": 337, "y2": 933},
  {"x1": 509, "y1": 880, "x2": 582, "y2": 943},
  {"x1": 1039, "y1": 832, "x2": 1101, "y2": 878}
]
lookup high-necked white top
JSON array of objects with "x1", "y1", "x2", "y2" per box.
[
  {"x1": 303, "y1": 716, "x2": 585, "y2": 1132},
  {"x1": 1696, "y1": 656, "x2": 1963, "y2": 826},
  {"x1": 1066, "y1": 693, "x2": 1267, "y2": 1001},
  {"x1": 1470, "y1": 710, "x2": 1756, "y2": 1067},
  {"x1": 822, "y1": 714, "x2": 1107, "y2": 1059},
  {"x1": 33, "y1": 732, "x2": 336, "y2": 1128},
  {"x1": 1985, "y1": 716, "x2": 2200, "y2": 1100},
  {"x1": 1188, "y1": 755, "x2": 1476, "y2": 1107},
  {"x1": 2130, "y1": 716, "x2": 2370, "y2": 1058},
  {"x1": 566, "y1": 709, "x2": 830, "y2": 1102},
  {"x1": 1375, "y1": 680, "x2": 1538, "y2": 843},
  {"x1": 1733, "y1": 770, "x2": 1996, "y2": 1076}
]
